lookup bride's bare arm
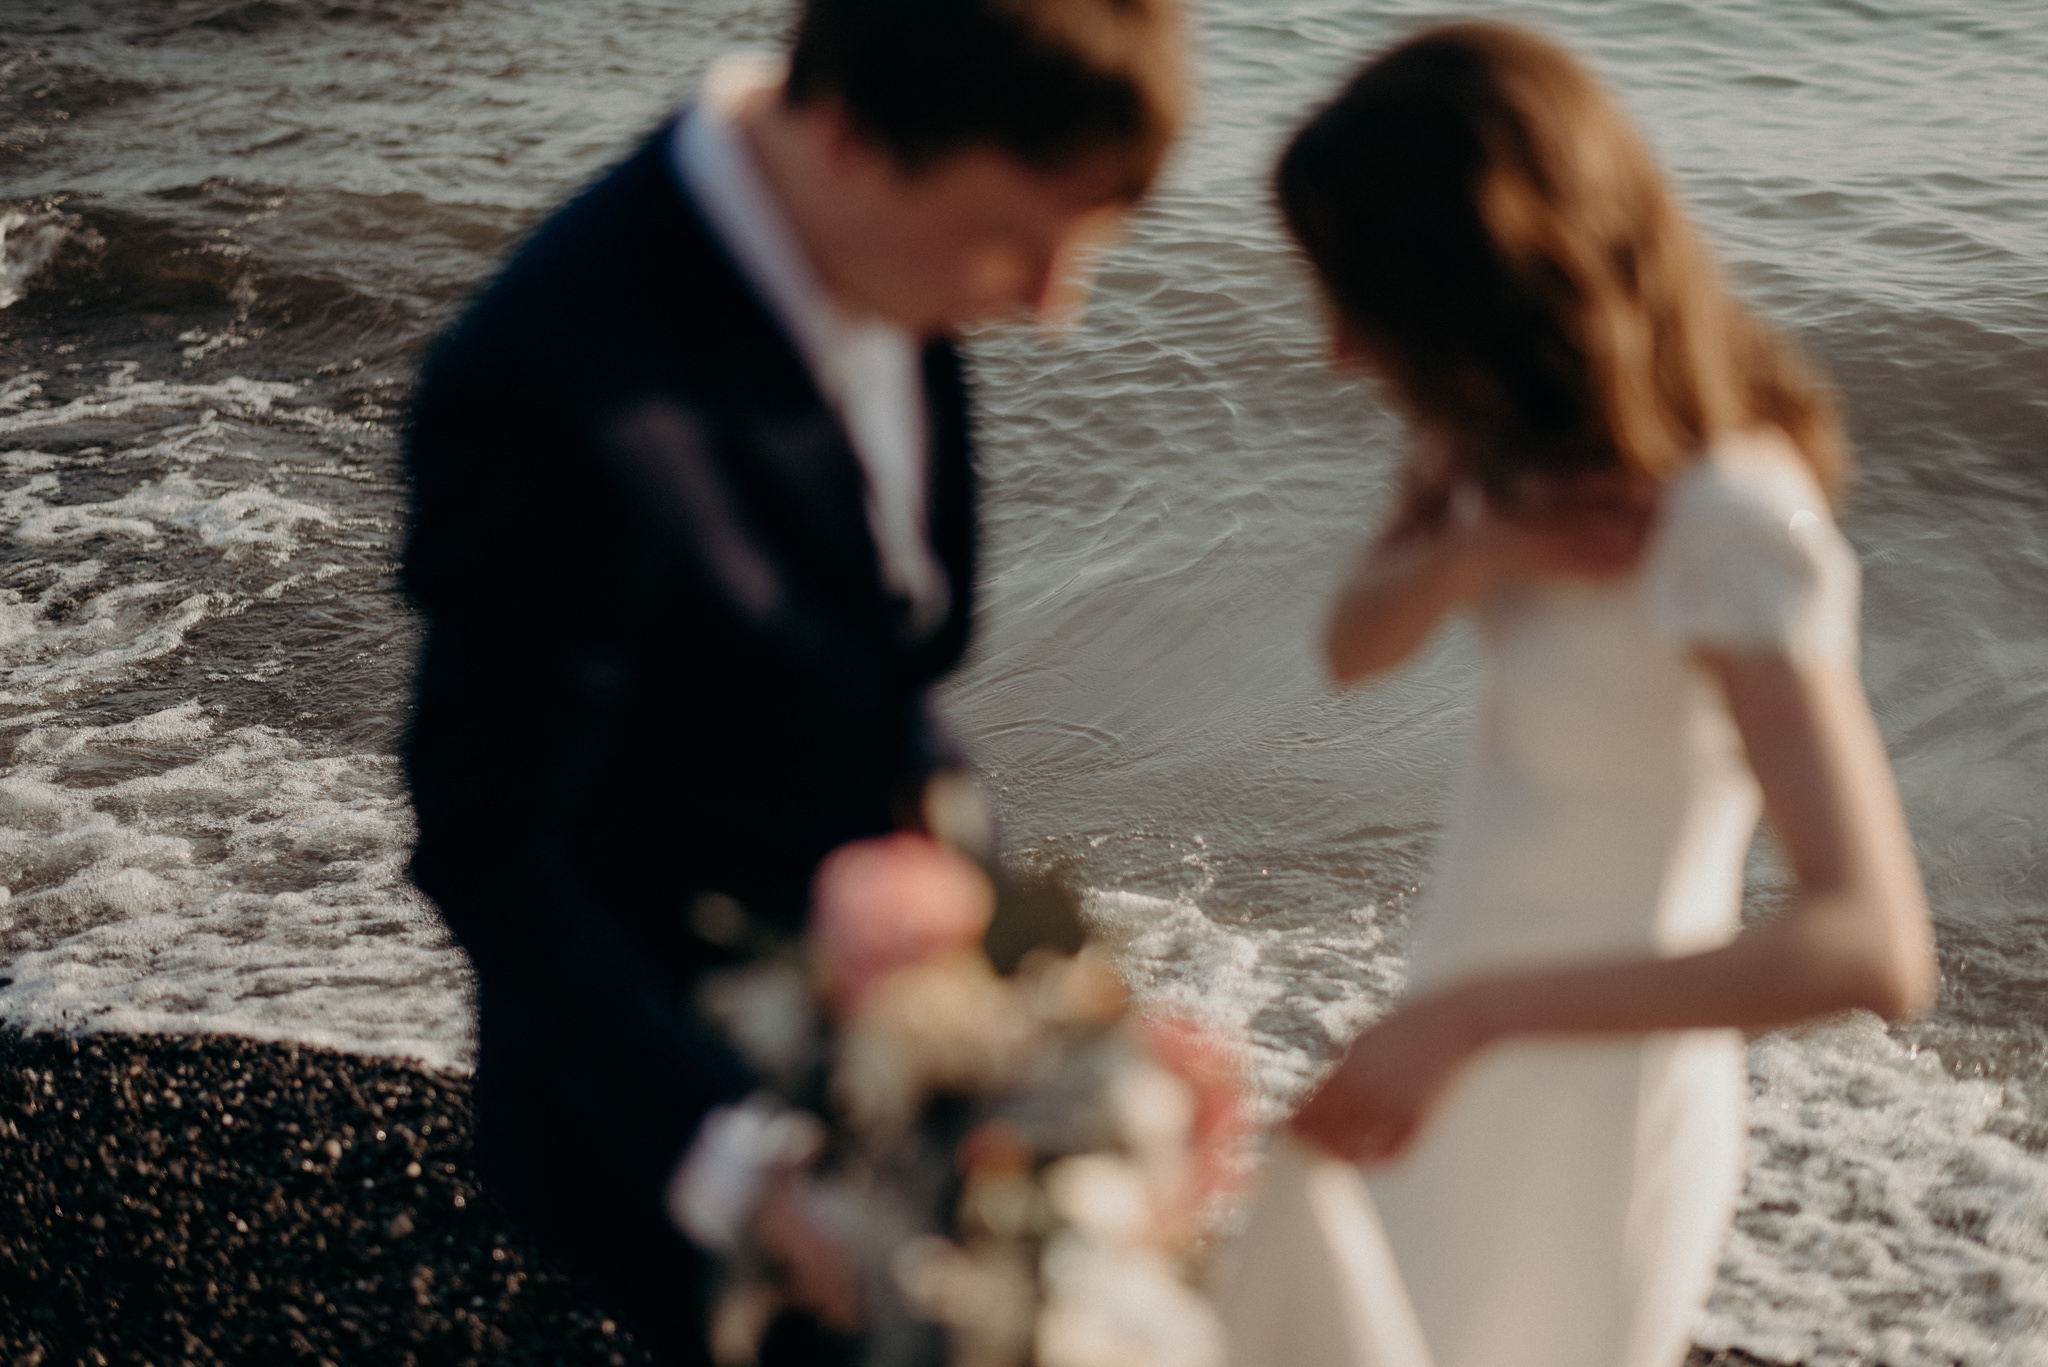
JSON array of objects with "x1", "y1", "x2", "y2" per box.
[
  {"x1": 1466, "y1": 653, "x2": 1936, "y2": 1030},
  {"x1": 1323, "y1": 505, "x2": 1496, "y2": 685},
  {"x1": 1293, "y1": 650, "x2": 1937, "y2": 1161}
]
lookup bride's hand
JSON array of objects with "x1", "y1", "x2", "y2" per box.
[{"x1": 1288, "y1": 987, "x2": 1489, "y2": 1164}]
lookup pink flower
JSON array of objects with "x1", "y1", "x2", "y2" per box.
[{"x1": 810, "y1": 833, "x2": 996, "y2": 1017}]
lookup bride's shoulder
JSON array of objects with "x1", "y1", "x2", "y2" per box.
[
  {"x1": 1663, "y1": 428, "x2": 1831, "y2": 530},
  {"x1": 1646, "y1": 429, "x2": 1858, "y2": 660}
]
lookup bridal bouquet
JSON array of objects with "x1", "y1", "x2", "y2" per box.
[{"x1": 694, "y1": 833, "x2": 1248, "y2": 1367}]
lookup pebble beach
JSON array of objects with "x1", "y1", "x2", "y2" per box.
[{"x1": 0, "y1": 1028, "x2": 647, "y2": 1366}]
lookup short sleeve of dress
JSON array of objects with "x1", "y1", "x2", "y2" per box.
[{"x1": 1645, "y1": 434, "x2": 1861, "y2": 662}]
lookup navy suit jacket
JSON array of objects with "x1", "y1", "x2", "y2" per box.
[{"x1": 401, "y1": 120, "x2": 979, "y2": 1244}]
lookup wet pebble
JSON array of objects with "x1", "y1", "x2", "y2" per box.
[{"x1": 0, "y1": 1027, "x2": 649, "y2": 1366}]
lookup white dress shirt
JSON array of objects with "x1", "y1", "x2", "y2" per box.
[
  {"x1": 671, "y1": 52, "x2": 950, "y2": 635},
  {"x1": 662, "y1": 54, "x2": 951, "y2": 1252}
]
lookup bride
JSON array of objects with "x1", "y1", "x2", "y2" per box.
[{"x1": 1246, "y1": 22, "x2": 1937, "y2": 1367}]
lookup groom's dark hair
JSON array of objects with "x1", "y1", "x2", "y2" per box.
[{"x1": 786, "y1": 0, "x2": 1188, "y2": 199}]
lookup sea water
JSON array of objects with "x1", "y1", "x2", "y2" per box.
[{"x1": 1, "y1": 1, "x2": 2044, "y2": 1361}]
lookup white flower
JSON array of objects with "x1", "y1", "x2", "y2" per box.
[{"x1": 1037, "y1": 1229, "x2": 1227, "y2": 1367}]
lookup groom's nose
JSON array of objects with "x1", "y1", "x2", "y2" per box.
[{"x1": 956, "y1": 241, "x2": 1072, "y2": 327}]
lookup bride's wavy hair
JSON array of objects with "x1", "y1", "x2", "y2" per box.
[{"x1": 1275, "y1": 22, "x2": 1846, "y2": 499}]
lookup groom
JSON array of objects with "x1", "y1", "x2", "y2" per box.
[{"x1": 400, "y1": 0, "x2": 1187, "y2": 1361}]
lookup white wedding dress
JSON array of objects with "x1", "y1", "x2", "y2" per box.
[{"x1": 1225, "y1": 433, "x2": 1860, "y2": 1367}]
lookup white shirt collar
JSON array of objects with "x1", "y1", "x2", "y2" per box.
[
  {"x1": 672, "y1": 54, "x2": 839, "y2": 375},
  {"x1": 670, "y1": 54, "x2": 948, "y2": 633}
]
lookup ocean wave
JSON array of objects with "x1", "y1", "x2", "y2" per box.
[
  {"x1": 0, "y1": 193, "x2": 478, "y2": 371},
  {"x1": 0, "y1": 702, "x2": 469, "y2": 1071},
  {"x1": 0, "y1": 205, "x2": 94, "y2": 310},
  {"x1": 0, "y1": 356, "x2": 444, "y2": 1054},
  {"x1": 0, "y1": 46, "x2": 155, "y2": 159},
  {"x1": 0, "y1": 199, "x2": 253, "y2": 317},
  {"x1": 0, "y1": 368, "x2": 391, "y2": 715}
]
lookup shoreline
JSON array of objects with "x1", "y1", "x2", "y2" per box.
[{"x1": 1, "y1": 1026, "x2": 1795, "y2": 1366}]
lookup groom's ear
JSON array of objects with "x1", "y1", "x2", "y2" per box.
[{"x1": 808, "y1": 94, "x2": 891, "y2": 183}]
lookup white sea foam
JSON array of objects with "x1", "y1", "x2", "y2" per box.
[
  {"x1": 0, "y1": 372, "x2": 365, "y2": 708},
  {"x1": 0, "y1": 370, "x2": 468, "y2": 1066},
  {"x1": 1706, "y1": 1020, "x2": 2048, "y2": 1365},
  {"x1": 0, "y1": 370, "x2": 46, "y2": 411},
  {"x1": 1083, "y1": 884, "x2": 1404, "y2": 1126},
  {"x1": 0, "y1": 373, "x2": 298, "y2": 436},
  {"x1": 0, "y1": 569, "x2": 221, "y2": 707},
  {"x1": 4, "y1": 469, "x2": 335, "y2": 559},
  {"x1": 0, "y1": 704, "x2": 472, "y2": 1070}
]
